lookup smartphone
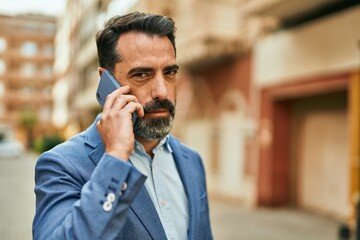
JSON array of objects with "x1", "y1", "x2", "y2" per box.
[{"x1": 96, "y1": 69, "x2": 137, "y2": 125}]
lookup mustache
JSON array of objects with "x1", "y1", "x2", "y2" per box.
[{"x1": 143, "y1": 99, "x2": 176, "y2": 114}]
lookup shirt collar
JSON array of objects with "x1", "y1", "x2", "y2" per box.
[{"x1": 134, "y1": 135, "x2": 172, "y2": 154}]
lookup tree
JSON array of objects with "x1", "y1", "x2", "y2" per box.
[{"x1": 19, "y1": 108, "x2": 37, "y2": 149}]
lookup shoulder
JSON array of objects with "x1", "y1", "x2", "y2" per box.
[
  {"x1": 169, "y1": 135, "x2": 200, "y2": 157},
  {"x1": 43, "y1": 130, "x2": 89, "y2": 161},
  {"x1": 169, "y1": 135, "x2": 205, "y2": 172},
  {"x1": 41, "y1": 119, "x2": 101, "y2": 162},
  {"x1": 35, "y1": 124, "x2": 100, "y2": 181}
]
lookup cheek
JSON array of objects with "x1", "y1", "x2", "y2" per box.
[
  {"x1": 131, "y1": 81, "x2": 177, "y2": 104},
  {"x1": 132, "y1": 90, "x2": 148, "y2": 105},
  {"x1": 167, "y1": 82, "x2": 177, "y2": 100}
]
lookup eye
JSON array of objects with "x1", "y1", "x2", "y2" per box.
[
  {"x1": 165, "y1": 69, "x2": 178, "y2": 77},
  {"x1": 133, "y1": 72, "x2": 149, "y2": 78}
]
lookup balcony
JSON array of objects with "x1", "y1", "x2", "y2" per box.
[
  {"x1": 173, "y1": 0, "x2": 279, "y2": 66},
  {"x1": 4, "y1": 72, "x2": 56, "y2": 87},
  {"x1": 6, "y1": 49, "x2": 55, "y2": 64},
  {"x1": 2, "y1": 90, "x2": 53, "y2": 107}
]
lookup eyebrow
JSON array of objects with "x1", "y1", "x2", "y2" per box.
[
  {"x1": 164, "y1": 64, "x2": 180, "y2": 72},
  {"x1": 127, "y1": 64, "x2": 180, "y2": 76},
  {"x1": 128, "y1": 67, "x2": 153, "y2": 76}
]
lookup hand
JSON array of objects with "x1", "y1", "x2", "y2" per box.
[{"x1": 96, "y1": 86, "x2": 144, "y2": 161}]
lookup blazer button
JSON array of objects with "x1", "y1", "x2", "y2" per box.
[
  {"x1": 102, "y1": 201, "x2": 112, "y2": 212},
  {"x1": 122, "y1": 182, "x2": 128, "y2": 191},
  {"x1": 107, "y1": 192, "x2": 116, "y2": 203}
]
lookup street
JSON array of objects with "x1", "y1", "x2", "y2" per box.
[{"x1": 0, "y1": 153, "x2": 343, "y2": 240}]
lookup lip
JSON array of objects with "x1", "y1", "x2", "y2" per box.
[{"x1": 145, "y1": 109, "x2": 170, "y2": 117}]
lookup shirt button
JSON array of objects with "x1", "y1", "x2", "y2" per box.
[
  {"x1": 160, "y1": 199, "x2": 167, "y2": 207},
  {"x1": 122, "y1": 182, "x2": 128, "y2": 191},
  {"x1": 102, "y1": 201, "x2": 112, "y2": 212},
  {"x1": 107, "y1": 192, "x2": 116, "y2": 203},
  {"x1": 136, "y1": 145, "x2": 142, "y2": 150}
]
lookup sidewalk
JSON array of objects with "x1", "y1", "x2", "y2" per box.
[{"x1": 210, "y1": 199, "x2": 342, "y2": 240}]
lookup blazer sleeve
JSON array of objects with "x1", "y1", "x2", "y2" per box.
[{"x1": 33, "y1": 151, "x2": 146, "y2": 240}]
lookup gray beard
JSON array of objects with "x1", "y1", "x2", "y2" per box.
[{"x1": 133, "y1": 115, "x2": 174, "y2": 140}]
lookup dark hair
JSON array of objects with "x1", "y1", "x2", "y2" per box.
[{"x1": 96, "y1": 11, "x2": 177, "y2": 72}]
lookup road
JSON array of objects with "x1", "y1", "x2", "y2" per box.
[{"x1": 0, "y1": 153, "x2": 344, "y2": 240}]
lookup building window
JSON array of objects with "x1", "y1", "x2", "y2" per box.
[
  {"x1": 42, "y1": 86, "x2": 52, "y2": 97},
  {"x1": 25, "y1": 21, "x2": 39, "y2": 33},
  {"x1": 21, "y1": 86, "x2": 34, "y2": 95},
  {"x1": 0, "y1": 59, "x2": 5, "y2": 75},
  {"x1": 43, "y1": 43, "x2": 54, "y2": 57},
  {"x1": 43, "y1": 23, "x2": 56, "y2": 35},
  {"x1": 21, "y1": 63, "x2": 37, "y2": 76},
  {"x1": 0, "y1": 38, "x2": 6, "y2": 53},
  {"x1": 21, "y1": 42, "x2": 38, "y2": 57},
  {"x1": 42, "y1": 64, "x2": 53, "y2": 78}
]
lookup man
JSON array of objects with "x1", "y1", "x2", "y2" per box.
[{"x1": 33, "y1": 12, "x2": 213, "y2": 240}]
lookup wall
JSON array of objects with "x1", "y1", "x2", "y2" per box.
[{"x1": 254, "y1": 6, "x2": 360, "y2": 86}]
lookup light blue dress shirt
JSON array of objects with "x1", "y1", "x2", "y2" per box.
[{"x1": 130, "y1": 136, "x2": 189, "y2": 240}]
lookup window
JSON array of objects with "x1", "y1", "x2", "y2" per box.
[
  {"x1": 21, "y1": 42, "x2": 38, "y2": 57},
  {"x1": 43, "y1": 23, "x2": 56, "y2": 35},
  {"x1": 21, "y1": 63, "x2": 37, "y2": 76},
  {"x1": 25, "y1": 22, "x2": 39, "y2": 33},
  {"x1": 0, "y1": 59, "x2": 5, "y2": 75},
  {"x1": 0, "y1": 38, "x2": 6, "y2": 53},
  {"x1": 42, "y1": 86, "x2": 52, "y2": 97},
  {"x1": 21, "y1": 86, "x2": 34, "y2": 95},
  {"x1": 43, "y1": 43, "x2": 54, "y2": 57},
  {"x1": 42, "y1": 65, "x2": 53, "y2": 77}
]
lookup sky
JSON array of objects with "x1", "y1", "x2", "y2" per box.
[{"x1": 0, "y1": 0, "x2": 67, "y2": 17}]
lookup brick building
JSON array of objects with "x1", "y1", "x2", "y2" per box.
[{"x1": 0, "y1": 14, "x2": 57, "y2": 147}]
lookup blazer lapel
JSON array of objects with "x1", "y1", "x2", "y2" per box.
[
  {"x1": 130, "y1": 187, "x2": 167, "y2": 240},
  {"x1": 84, "y1": 114, "x2": 105, "y2": 165},
  {"x1": 169, "y1": 137, "x2": 202, "y2": 240}
]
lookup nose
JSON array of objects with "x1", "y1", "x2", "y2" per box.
[{"x1": 151, "y1": 73, "x2": 168, "y2": 100}]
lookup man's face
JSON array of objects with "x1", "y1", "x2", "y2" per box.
[{"x1": 113, "y1": 32, "x2": 178, "y2": 140}]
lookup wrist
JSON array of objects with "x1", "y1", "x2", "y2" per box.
[{"x1": 106, "y1": 150, "x2": 132, "y2": 162}]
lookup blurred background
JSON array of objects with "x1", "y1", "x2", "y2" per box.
[{"x1": 0, "y1": 0, "x2": 359, "y2": 239}]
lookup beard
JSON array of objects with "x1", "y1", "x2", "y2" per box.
[{"x1": 133, "y1": 99, "x2": 176, "y2": 140}]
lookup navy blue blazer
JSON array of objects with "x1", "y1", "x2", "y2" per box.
[{"x1": 33, "y1": 117, "x2": 213, "y2": 240}]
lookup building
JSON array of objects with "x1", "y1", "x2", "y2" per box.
[
  {"x1": 254, "y1": 1, "x2": 360, "y2": 222},
  {"x1": 0, "y1": 14, "x2": 57, "y2": 147},
  {"x1": 53, "y1": 0, "x2": 360, "y2": 224}
]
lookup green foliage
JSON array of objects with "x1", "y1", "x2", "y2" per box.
[
  {"x1": 33, "y1": 134, "x2": 64, "y2": 153},
  {"x1": 20, "y1": 108, "x2": 37, "y2": 129}
]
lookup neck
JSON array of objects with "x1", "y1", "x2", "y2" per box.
[{"x1": 135, "y1": 136, "x2": 161, "y2": 158}]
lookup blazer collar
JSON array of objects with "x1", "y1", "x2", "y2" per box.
[{"x1": 84, "y1": 114, "x2": 105, "y2": 165}]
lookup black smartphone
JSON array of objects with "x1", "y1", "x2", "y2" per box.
[{"x1": 96, "y1": 69, "x2": 137, "y2": 125}]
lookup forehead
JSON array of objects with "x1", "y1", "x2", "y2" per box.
[{"x1": 116, "y1": 32, "x2": 176, "y2": 66}]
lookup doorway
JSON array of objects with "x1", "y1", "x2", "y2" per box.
[{"x1": 290, "y1": 91, "x2": 349, "y2": 219}]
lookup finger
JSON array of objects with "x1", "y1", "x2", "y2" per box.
[
  {"x1": 111, "y1": 95, "x2": 137, "y2": 111},
  {"x1": 103, "y1": 86, "x2": 130, "y2": 113},
  {"x1": 123, "y1": 102, "x2": 145, "y2": 118}
]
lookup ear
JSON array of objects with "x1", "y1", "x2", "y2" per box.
[{"x1": 98, "y1": 67, "x2": 106, "y2": 77}]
